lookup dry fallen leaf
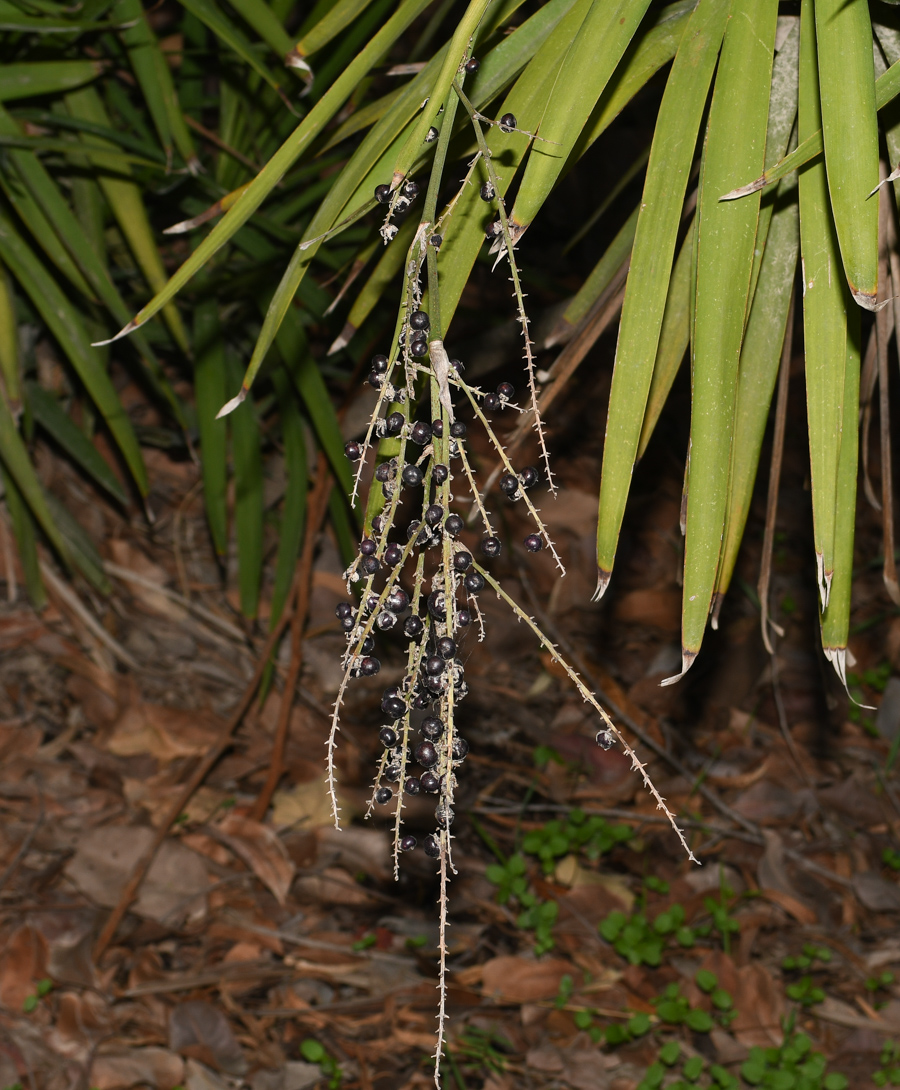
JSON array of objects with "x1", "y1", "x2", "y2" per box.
[
  {"x1": 105, "y1": 703, "x2": 221, "y2": 763},
  {"x1": 481, "y1": 956, "x2": 573, "y2": 1002},
  {"x1": 272, "y1": 779, "x2": 339, "y2": 830},
  {"x1": 215, "y1": 813, "x2": 295, "y2": 905},
  {"x1": 0, "y1": 925, "x2": 47, "y2": 1011},
  {"x1": 169, "y1": 1000, "x2": 247, "y2": 1075},
  {"x1": 89, "y1": 1047, "x2": 184, "y2": 1090}
]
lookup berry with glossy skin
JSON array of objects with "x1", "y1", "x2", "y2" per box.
[
  {"x1": 480, "y1": 181, "x2": 495, "y2": 202},
  {"x1": 435, "y1": 804, "x2": 455, "y2": 826},
  {"x1": 404, "y1": 779, "x2": 421, "y2": 797},
  {"x1": 379, "y1": 726, "x2": 398, "y2": 747},
  {"x1": 384, "y1": 764, "x2": 402, "y2": 783},
  {"x1": 402, "y1": 179, "x2": 419, "y2": 199},
  {"x1": 425, "y1": 674, "x2": 444, "y2": 694},
  {"x1": 420, "y1": 773, "x2": 441, "y2": 795},
  {"x1": 483, "y1": 392, "x2": 500, "y2": 412},
  {"x1": 400, "y1": 835, "x2": 417, "y2": 852},
  {"x1": 437, "y1": 637, "x2": 456, "y2": 660},
  {"x1": 371, "y1": 354, "x2": 388, "y2": 373},
  {"x1": 407, "y1": 520, "x2": 428, "y2": 545},
  {"x1": 452, "y1": 738, "x2": 470, "y2": 761},
  {"x1": 345, "y1": 441, "x2": 362, "y2": 461},
  {"x1": 367, "y1": 370, "x2": 384, "y2": 389},
  {"x1": 386, "y1": 411, "x2": 404, "y2": 435},
  {"x1": 361, "y1": 634, "x2": 375, "y2": 654},
  {"x1": 404, "y1": 616, "x2": 424, "y2": 639},
  {"x1": 596, "y1": 729, "x2": 615, "y2": 751},
  {"x1": 464, "y1": 571, "x2": 485, "y2": 593},
  {"x1": 481, "y1": 536, "x2": 501, "y2": 558},
  {"x1": 374, "y1": 183, "x2": 391, "y2": 204},
  {"x1": 432, "y1": 463, "x2": 449, "y2": 485},
  {"x1": 374, "y1": 462, "x2": 394, "y2": 483},
  {"x1": 382, "y1": 696, "x2": 406, "y2": 720},
  {"x1": 361, "y1": 555, "x2": 380, "y2": 575},
  {"x1": 373, "y1": 515, "x2": 386, "y2": 534},
  {"x1": 360, "y1": 538, "x2": 377, "y2": 556},
  {"x1": 425, "y1": 503, "x2": 443, "y2": 527},
  {"x1": 521, "y1": 466, "x2": 540, "y2": 489},
  {"x1": 412, "y1": 691, "x2": 433, "y2": 709},
  {"x1": 376, "y1": 611, "x2": 397, "y2": 632},
  {"x1": 465, "y1": 57, "x2": 480, "y2": 73},
  {"x1": 452, "y1": 550, "x2": 472, "y2": 572},
  {"x1": 365, "y1": 594, "x2": 380, "y2": 613},
  {"x1": 375, "y1": 786, "x2": 393, "y2": 805},
  {"x1": 421, "y1": 717, "x2": 444, "y2": 740},
  {"x1": 410, "y1": 309, "x2": 430, "y2": 332},
  {"x1": 336, "y1": 602, "x2": 353, "y2": 620},
  {"x1": 524, "y1": 534, "x2": 543, "y2": 552},
  {"x1": 497, "y1": 381, "x2": 515, "y2": 400},
  {"x1": 386, "y1": 587, "x2": 410, "y2": 613},
  {"x1": 498, "y1": 112, "x2": 517, "y2": 133},
  {"x1": 457, "y1": 608, "x2": 472, "y2": 627},
  {"x1": 486, "y1": 219, "x2": 501, "y2": 241},
  {"x1": 427, "y1": 591, "x2": 446, "y2": 619},
  {"x1": 445, "y1": 513, "x2": 464, "y2": 536},
  {"x1": 450, "y1": 358, "x2": 465, "y2": 373},
  {"x1": 415, "y1": 740, "x2": 438, "y2": 767},
  {"x1": 500, "y1": 474, "x2": 519, "y2": 496},
  {"x1": 410, "y1": 337, "x2": 428, "y2": 358},
  {"x1": 449, "y1": 421, "x2": 467, "y2": 438},
  {"x1": 425, "y1": 126, "x2": 439, "y2": 143},
  {"x1": 340, "y1": 615, "x2": 354, "y2": 631},
  {"x1": 384, "y1": 543, "x2": 403, "y2": 567},
  {"x1": 423, "y1": 833, "x2": 441, "y2": 856},
  {"x1": 360, "y1": 656, "x2": 381, "y2": 677},
  {"x1": 425, "y1": 656, "x2": 445, "y2": 676},
  {"x1": 401, "y1": 464, "x2": 423, "y2": 488},
  {"x1": 410, "y1": 420, "x2": 432, "y2": 445}
]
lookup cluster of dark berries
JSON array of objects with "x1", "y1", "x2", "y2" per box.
[{"x1": 374, "y1": 178, "x2": 420, "y2": 242}]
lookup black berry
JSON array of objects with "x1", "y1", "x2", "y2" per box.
[
  {"x1": 367, "y1": 370, "x2": 383, "y2": 389},
  {"x1": 410, "y1": 309, "x2": 430, "y2": 332},
  {"x1": 486, "y1": 219, "x2": 501, "y2": 241},
  {"x1": 464, "y1": 571, "x2": 485, "y2": 593},
  {"x1": 383, "y1": 696, "x2": 406, "y2": 719},
  {"x1": 425, "y1": 656, "x2": 445, "y2": 676},
  {"x1": 500, "y1": 474, "x2": 519, "y2": 496},
  {"x1": 371, "y1": 354, "x2": 388, "y2": 373},
  {"x1": 596, "y1": 729, "x2": 615, "y2": 751},
  {"x1": 402, "y1": 465, "x2": 423, "y2": 488},
  {"x1": 457, "y1": 609, "x2": 472, "y2": 627},
  {"x1": 423, "y1": 833, "x2": 441, "y2": 856},
  {"x1": 430, "y1": 234, "x2": 442, "y2": 249},
  {"x1": 361, "y1": 555, "x2": 380, "y2": 575},
  {"x1": 427, "y1": 591, "x2": 446, "y2": 619},
  {"x1": 524, "y1": 534, "x2": 543, "y2": 552},
  {"x1": 415, "y1": 740, "x2": 438, "y2": 767},
  {"x1": 400, "y1": 835, "x2": 417, "y2": 851},
  {"x1": 384, "y1": 543, "x2": 403, "y2": 566},
  {"x1": 340, "y1": 616, "x2": 354, "y2": 631},
  {"x1": 498, "y1": 112, "x2": 517, "y2": 133},
  {"x1": 345, "y1": 441, "x2": 361, "y2": 461},
  {"x1": 412, "y1": 691, "x2": 432, "y2": 709},
  {"x1": 360, "y1": 656, "x2": 381, "y2": 676},
  {"x1": 452, "y1": 550, "x2": 472, "y2": 572},
  {"x1": 362, "y1": 634, "x2": 375, "y2": 654},
  {"x1": 521, "y1": 466, "x2": 540, "y2": 489},
  {"x1": 420, "y1": 772, "x2": 441, "y2": 794},
  {"x1": 445, "y1": 513, "x2": 464, "y2": 535},
  {"x1": 410, "y1": 337, "x2": 427, "y2": 358},
  {"x1": 375, "y1": 786, "x2": 393, "y2": 805},
  {"x1": 404, "y1": 780, "x2": 421, "y2": 797},
  {"x1": 465, "y1": 57, "x2": 480, "y2": 73},
  {"x1": 410, "y1": 421, "x2": 432, "y2": 445},
  {"x1": 379, "y1": 726, "x2": 397, "y2": 747},
  {"x1": 404, "y1": 616, "x2": 424, "y2": 639},
  {"x1": 452, "y1": 737, "x2": 470, "y2": 761},
  {"x1": 449, "y1": 421, "x2": 467, "y2": 438},
  {"x1": 421, "y1": 717, "x2": 443, "y2": 740},
  {"x1": 386, "y1": 587, "x2": 410, "y2": 613},
  {"x1": 480, "y1": 181, "x2": 495, "y2": 202},
  {"x1": 374, "y1": 183, "x2": 391, "y2": 204},
  {"x1": 386, "y1": 412, "x2": 404, "y2": 435},
  {"x1": 432, "y1": 463, "x2": 449, "y2": 485},
  {"x1": 374, "y1": 462, "x2": 394, "y2": 482},
  {"x1": 425, "y1": 503, "x2": 443, "y2": 527},
  {"x1": 384, "y1": 764, "x2": 402, "y2": 782},
  {"x1": 425, "y1": 674, "x2": 444, "y2": 693},
  {"x1": 402, "y1": 179, "x2": 419, "y2": 199},
  {"x1": 437, "y1": 638, "x2": 456, "y2": 659},
  {"x1": 497, "y1": 381, "x2": 515, "y2": 400},
  {"x1": 360, "y1": 538, "x2": 377, "y2": 556},
  {"x1": 432, "y1": 420, "x2": 444, "y2": 439},
  {"x1": 336, "y1": 602, "x2": 353, "y2": 620},
  {"x1": 376, "y1": 609, "x2": 397, "y2": 630},
  {"x1": 450, "y1": 358, "x2": 464, "y2": 372},
  {"x1": 483, "y1": 392, "x2": 500, "y2": 412},
  {"x1": 425, "y1": 126, "x2": 439, "y2": 142},
  {"x1": 481, "y1": 536, "x2": 501, "y2": 558}
]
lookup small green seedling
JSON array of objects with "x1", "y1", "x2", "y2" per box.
[
  {"x1": 740, "y1": 1031, "x2": 847, "y2": 1089},
  {"x1": 866, "y1": 971, "x2": 895, "y2": 993},
  {"x1": 883, "y1": 847, "x2": 900, "y2": 872},
  {"x1": 22, "y1": 978, "x2": 52, "y2": 1013},
  {"x1": 785, "y1": 975, "x2": 826, "y2": 1007},
  {"x1": 453, "y1": 1026, "x2": 512, "y2": 1076},
  {"x1": 533, "y1": 744, "x2": 565, "y2": 769},
  {"x1": 782, "y1": 943, "x2": 832, "y2": 971},
  {"x1": 351, "y1": 932, "x2": 377, "y2": 951},
  {"x1": 873, "y1": 1040, "x2": 900, "y2": 1087},
  {"x1": 521, "y1": 809, "x2": 632, "y2": 874},
  {"x1": 300, "y1": 1039, "x2": 341, "y2": 1089}
]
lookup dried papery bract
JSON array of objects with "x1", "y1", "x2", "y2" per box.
[{"x1": 324, "y1": 64, "x2": 696, "y2": 1088}]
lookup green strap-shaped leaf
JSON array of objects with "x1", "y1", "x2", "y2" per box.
[
  {"x1": 798, "y1": 0, "x2": 846, "y2": 609},
  {"x1": 0, "y1": 260, "x2": 18, "y2": 406},
  {"x1": 178, "y1": 0, "x2": 285, "y2": 94},
  {"x1": 193, "y1": 299, "x2": 228, "y2": 558},
  {"x1": 713, "y1": 181, "x2": 799, "y2": 611},
  {"x1": 507, "y1": 0, "x2": 653, "y2": 234},
  {"x1": 227, "y1": 0, "x2": 293, "y2": 60},
  {"x1": 637, "y1": 217, "x2": 694, "y2": 460},
  {"x1": 0, "y1": 60, "x2": 103, "y2": 101},
  {"x1": 225, "y1": 352, "x2": 264, "y2": 619},
  {"x1": 0, "y1": 211, "x2": 148, "y2": 496},
  {"x1": 293, "y1": 0, "x2": 378, "y2": 60},
  {"x1": 595, "y1": 0, "x2": 730, "y2": 598},
  {"x1": 27, "y1": 383, "x2": 128, "y2": 505},
  {"x1": 44, "y1": 491, "x2": 110, "y2": 592},
  {"x1": 821, "y1": 302, "x2": 861, "y2": 679},
  {"x1": 815, "y1": 0, "x2": 879, "y2": 308},
  {"x1": 65, "y1": 87, "x2": 189, "y2": 352},
  {"x1": 1, "y1": 465, "x2": 44, "y2": 607},
  {"x1": 269, "y1": 366, "x2": 307, "y2": 632},
  {"x1": 675, "y1": 0, "x2": 777, "y2": 679}
]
